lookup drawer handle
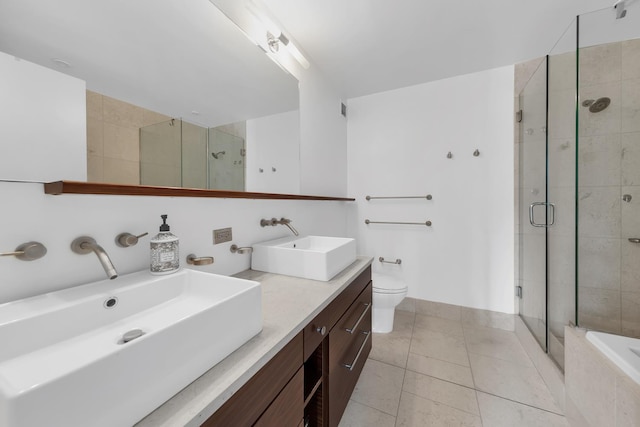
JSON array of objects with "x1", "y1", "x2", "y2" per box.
[
  {"x1": 345, "y1": 303, "x2": 371, "y2": 334},
  {"x1": 343, "y1": 331, "x2": 371, "y2": 371}
]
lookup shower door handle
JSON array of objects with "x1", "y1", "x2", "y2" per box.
[{"x1": 529, "y1": 202, "x2": 555, "y2": 227}]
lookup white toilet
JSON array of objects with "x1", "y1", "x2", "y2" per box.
[{"x1": 372, "y1": 272, "x2": 408, "y2": 333}]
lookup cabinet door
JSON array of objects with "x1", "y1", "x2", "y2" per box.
[
  {"x1": 254, "y1": 367, "x2": 304, "y2": 427},
  {"x1": 328, "y1": 283, "x2": 372, "y2": 427}
]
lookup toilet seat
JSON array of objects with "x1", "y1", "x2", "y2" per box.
[
  {"x1": 372, "y1": 273, "x2": 408, "y2": 294},
  {"x1": 373, "y1": 286, "x2": 408, "y2": 294}
]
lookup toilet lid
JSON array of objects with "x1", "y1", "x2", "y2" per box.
[{"x1": 372, "y1": 273, "x2": 408, "y2": 293}]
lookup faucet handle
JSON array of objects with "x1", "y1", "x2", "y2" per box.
[{"x1": 116, "y1": 232, "x2": 148, "y2": 248}]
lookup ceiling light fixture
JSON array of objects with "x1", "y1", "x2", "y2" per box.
[{"x1": 246, "y1": 0, "x2": 310, "y2": 69}]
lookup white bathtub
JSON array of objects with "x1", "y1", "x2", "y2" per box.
[{"x1": 586, "y1": 331, "x2": 640, "y2": 385}]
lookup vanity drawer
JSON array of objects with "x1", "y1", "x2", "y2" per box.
[
  {"x1": 303, "y1": 309, "x2": 329, "y2": 361},
  {"x1": 254, "y1": 367, "x2": 303, "y2": 427},
  {"x1": 328, "y1": 282, "x2": 372, "y2": 371},
  {"x1": 328, "y1": 285, "x2": 372, "y2": 427},
  {"x1": 203, "y1": 332, "x2": 303, "y2": 427},
  {"x1": 325, "y1": 266, "x2": 371, "y2": 331}
]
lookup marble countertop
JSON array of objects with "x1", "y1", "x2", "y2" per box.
[{"x1": 136, "y1": 256, "x2": 373, "y2": 427}]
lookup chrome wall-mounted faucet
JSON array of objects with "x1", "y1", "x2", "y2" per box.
[
  {"x1": 260, "y1": 217, "x2": 299, "y2": 236},
  {"x1": 71, "y1": 236, "x2": 118, "y2": 279}
]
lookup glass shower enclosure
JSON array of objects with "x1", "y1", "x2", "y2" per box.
[
  {"x1": 517, "y1": 4, "x2": 640, "y2": 370},
  {"x1": 139, "y1": 119, "x2": 245, "y2": 191}
]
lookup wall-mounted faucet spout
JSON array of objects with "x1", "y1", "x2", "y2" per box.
[
  {"x1": 260, "y1": 217, "x2": 299, "y2": 236},
  {"x1": 71, "y1": 236, "x2": 118, "y2": 279}
]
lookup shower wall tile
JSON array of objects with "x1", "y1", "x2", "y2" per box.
[
  {"x1": 577, "y1": 237, "x2": 621, "y2": 290},
  {"x1": 621, "y1": 186, "x2": 640, "y2": 239},
  {"x1": 578, "y1": 287, "x2": 621, "y2": 334},
  {"x1": 548, "y1": 234, "x2": 575, "y2": 285},
  {"x1": 621, "y1": 238, "x2": 640, "y2": 292},
  {"x1": 102, "y1": 95, "x2": 143, "y2": 129},
  {"x1": 621, "y1": 131, "x2": 640, "y2": 150},
  {"x1": 621, "y1": 38, "x2": 640, "y2": 81},
  {"x1": 578, "y1": 134, "x2": 621, "y2": 187},
  {"x1": 548, "y1": 187, "x2": 576, "y2": 237},
  {"x1": 86, "y1": 90, "x2": 103, "y2": 120},
  {"x1": 547, "y1": 138, "x2": 575, "y2": 187},
  {"x1": 548, "y1": 89, "x2": 577, "y2": 139},
  {"x1": 86, "y1": 155, "x2": 103, "y2": 183},
  {"x1": 140, "y1": 163, "x2": 181, "y2": 187},
  {"x1": 86, "y1": 117, "x2": 103, "y2": 157},
  {"x1": 142, "y1": 109, "x2": 171, "y2": 128},
  {"x1": 579, "y1": 82, "x2": 622, "y2": 137},
  {"x1": 621, "y1": 291, "x2": 640, "y2": 338},
  {"x1": 549, "y1": 52, "x2": 576, "y2": 92},
  {"x1": 577, "y1": 187, "x2": 621, "y2": 238},
  {"x1": 579, "y1": 42, "x2": 621, "y2": 87},
  {"x1": 102, "y1": 157, "x2": 139, "y2": 185},
  {"x1": 621, "y1": 78, "x2": 640, "y2": 133},
  {"x1": 521, "y1": 234, "x2": 546, "y2": 282},
  {"x1": 514, "y1": 57, "x2": 545, "y2": 95},
  {"x1": 103, "y1": 123, "x2": 139, "y2": 162}
]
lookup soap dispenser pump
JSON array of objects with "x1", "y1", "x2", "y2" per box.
[{"x1": 150, "y1": 214, "x2": 179, "y2": 275}]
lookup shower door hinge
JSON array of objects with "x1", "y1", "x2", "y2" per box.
[
  {"x1": 516, "y1": 110, "x2": 523, "y2": 123},
  {"x1": 515, "y1": 285, "x2": 523, "y2": 298}
]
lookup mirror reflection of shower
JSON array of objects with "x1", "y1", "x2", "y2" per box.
[{"x1": 139, "y1": 118, "x2": 245, "y2": 191}]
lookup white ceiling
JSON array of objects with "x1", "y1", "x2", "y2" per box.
[
  {"x1": 0, "y1": 0, "x2": 299, "y2": 127},
  {"x1": 264, "y1": 0, "x2": 615, "y2": 98}
]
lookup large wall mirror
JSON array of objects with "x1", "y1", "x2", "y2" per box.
[{"x1": 0, "y1": 0, "x2": 300, "y2": 194}]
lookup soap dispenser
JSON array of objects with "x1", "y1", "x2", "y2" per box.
[{"x1": 150, "y1": 214, "x2": 179, "y2": 275}]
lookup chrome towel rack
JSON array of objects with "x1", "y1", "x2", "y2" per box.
[
  {"x1": 366, "y1": 195, "x2": 432, "y2": 201},
  {"x1": 365, "y1": 219, "x2": 432, "y2": 227},
  {"x1": 379, "y1": 257, "x2": 401, "y2": 265}
]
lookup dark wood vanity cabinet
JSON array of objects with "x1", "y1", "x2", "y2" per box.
[{"x1": 203, "y1": 266, "x2": 372, "y2": 427}]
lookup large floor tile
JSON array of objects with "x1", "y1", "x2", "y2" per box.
[
  {"x1": 406, "y1": 353, "x2": 475, "y2": 388},
  {"x1": 337, "y1": 399, "x2": 396, "y2": 427},
  {"x1": 470, "y1": 353, "x2": 562, "y2": 414},
  {"x1": 369, "y1": 311, "x2": 414, "y2": 368},
  {"x1": 414, "y1": 314, "x2": 464, "y2": 337},
  {"x1": 396, "y1": 391, "x2": 482, "y2": 427},
  {"x1": 461, "y1": 307, "x2": 515, "y2": 331},
  {"x1": 464, "y1": 325, "x2": 534, "y2": 367},
  {"x1": 415, "y1": 300, "x2": 462, "y2": 321},
  {"x1": 477, "y1": 392, "x2": 569, "y2": 427},
  {"x1": 403, "y1": 370, "x2": 480, "y2": 415},
  {"x1": 410, "y1": 329, "x2": 470, "y2": 367},
  {"x1": 370, "y1": 333, "x2": 411, "y2": 368},
  {"x1": 351, "y1": 359, "x2": 405, "y2": 416}
]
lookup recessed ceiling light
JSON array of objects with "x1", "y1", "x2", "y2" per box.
[
  {"x1": 51, "y1": 58, "x2": 71, "y2": 68},
  {"x1": 191, "y1": 110, "x2": 200, "y2": 115}
]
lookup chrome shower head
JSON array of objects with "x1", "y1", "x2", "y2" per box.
[{"x1": 589, "y1": 97, "x2": 611, "y2": 113}]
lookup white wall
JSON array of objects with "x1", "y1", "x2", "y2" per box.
[
  {"x1": 347, "y1": 65, "x2": 515, "y2": 313},
  {"x1": 0, "y1": 181, "x2": 350, "y2": 304},
  {"x1": 0, "y1": 51, "x2": 86, "y2": 182},
  {"x1": 246, "y1": 110, "x2": 300, "y2": 194}
]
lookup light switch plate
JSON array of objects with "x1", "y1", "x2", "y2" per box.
[{"x1": 213, "y1": 227, "x2": 232, "y2": 244}]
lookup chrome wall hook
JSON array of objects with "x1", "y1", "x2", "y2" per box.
[
  {"x1": 473, "y1": 149, "x2": 480, "y2": 157},
  {"x1": 446, "y1": 151, "x2": 453, "y2": 159}
]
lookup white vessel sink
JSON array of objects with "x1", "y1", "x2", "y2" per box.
[
  {"x1": 0, "y1": 269, "x2": 262, "y2": 427},
  {"x1": 251, "y1": 235, "x2": 356, "y2": 281}
]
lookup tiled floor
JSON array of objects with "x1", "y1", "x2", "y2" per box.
[{"x1": 338, "y1": 310, "x2": 569, "y2": 427}]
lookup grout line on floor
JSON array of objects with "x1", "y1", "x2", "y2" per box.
[{"x1": 475, "y1": 389, "x2": 566, "y2": 417}]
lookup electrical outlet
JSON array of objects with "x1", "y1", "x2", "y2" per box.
[{"x1": 213, "y1": 227, "x2": 232, "y2": 244}]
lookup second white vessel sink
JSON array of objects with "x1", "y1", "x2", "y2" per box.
[
  {"x1": 0, "y1": 269, "x2": 262, "y2": 427},
  {"x1": 251, "y1": 235, "x2": 356, "y2": 281}
]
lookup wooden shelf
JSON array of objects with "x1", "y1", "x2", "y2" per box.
[{"x1": 44, "y1": 181, "x2": 355, "y2": 201}]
